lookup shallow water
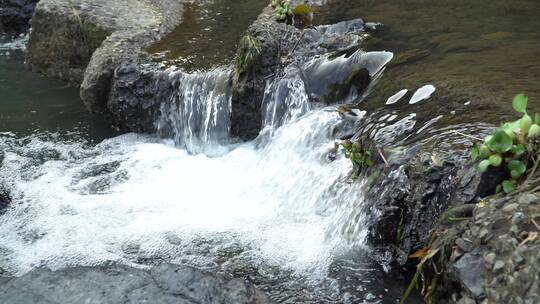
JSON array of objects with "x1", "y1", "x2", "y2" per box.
[
  {"x1": 147, "y1": 0, "x2": 268, "y2": 70},
  {"x1": 0, "y1": 46, "x2": 117, "y2": 141},
  {"x1": 0, "y1": 39, "x2": 417, "y2": 302},
  {"x1": 318, "y1": 0, "x2": 540, "y2": 125}
]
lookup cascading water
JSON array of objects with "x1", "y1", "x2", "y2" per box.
[
  {"x1": 0, "y1": 34, "x2": 397, "y2": 301},
  {"x1": 156, "y1": 66, "x2": 233, "y2": 154}
]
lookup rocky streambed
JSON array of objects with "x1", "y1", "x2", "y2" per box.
[{"x1": 1, "y1": 0, "x2": 539, "y2": 303}]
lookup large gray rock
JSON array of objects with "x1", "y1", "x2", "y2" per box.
[
  {"x1": 0, "y1": 0, "x2": 38, "y2": 37},
  {"x1": 0, "y1": 263, "x2": 272, "y2": 304},
  {"x1": 26, "y1": 0, "x2": 184, "y2": 112},
  {"x1": 231, "y1": 5, "x2": 368, "y2": 140},
  {"x1": 332, "y1": 107, "x2": 502, "y2": 262}
]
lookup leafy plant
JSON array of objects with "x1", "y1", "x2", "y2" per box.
[
  {"x1": 272, "y1": 0, "x2": 292, "y2": 22},
  {"x1": 272, "y1": 0, "x2": 314, "y2": 26},
  {"x1": 340, "y1": 140, "x2": 374, "y2": 179},
  {"x1": 471, "y1": 94, "x2": 540, "y2": 193}
]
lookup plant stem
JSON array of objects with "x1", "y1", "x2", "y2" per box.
[
  {"x1": 378, "y1": 147, "x2": 389, "y2": 167},
  {"x1": 450, "y1": 130, "x2": 484, "y2": 142},
  {"x1": 526, "y1": 153, "x2": 540, "y2": 181}
]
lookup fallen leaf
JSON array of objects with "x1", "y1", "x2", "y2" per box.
[{"x1": 409, "y1": 247, "x2": 429, "y2": 259}]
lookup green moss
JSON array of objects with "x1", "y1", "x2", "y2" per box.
[
  {"x1": 389, "y1": 48, "x2": 430, "y2": 68},
  {"x1": 234, "y1": 34, "x2": 262, "y2": 86}
]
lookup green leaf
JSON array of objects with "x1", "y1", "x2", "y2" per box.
[
  {"x1": 486, "y1": 130, "x2": 513, "y2": 153},
  {"x1": 510, "y1": 170, "x2": 522, "y2": 179},
  {"x1": 478, "y1": 159, "x2": 491, "y2": 172},
  {"x1": 528, "y1": 124, "x2": 540, "y2": 139},
  {"x1": 508, "y1": 160, "x2": 526, "y2": 178},
  {"x1": 496, "y1": 184, "x2": 503, "y2": 194},
  {"x1": 501, "y1": 119, "x2": 521, "y2": 137},
  {"x1": 520, "y1": 114, "x2": 533, "y2": 134},
  {"x1": 479, "y1": 145, "x2": 491, "y2": 158},
  {"x1": 535, "y1": 113, "x2": 540, "y2": 125},
  {"x1": 470, "y1": 145, "x2": 479, "y2": 161},
  {"x1": 489, "y1": 154, "x2": 502, "y2": 167},
  {"x1": 502, "y1": 180, "x2": 516, "y2": 193},
  {"x1": 511, "y1": 144, "x2": 526, "y2": 157},
  {"x1": 512, "y1": 94, "x2": 528, "y2": 114}
]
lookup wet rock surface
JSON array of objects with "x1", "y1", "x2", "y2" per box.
[
  {"x1": 438, "y1": 181, "x2": 540, "y2": 303},
  {"x1": 26, "y1": 0, "x2": 184, "y2": 110},
  {"x1": 341, "y1": 112, "x2": 499, "y2": 262},
  {"x1": 231, "y1": 4, "x2": 369, "y2": 139},
  {"x1": 0, "y1": 263, "x2": 272, "y2": 304},
  {"x1": 0, "y1": 0, "x2": 38, "y2": 38}
]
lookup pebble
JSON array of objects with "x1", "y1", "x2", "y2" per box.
[
  {"x1": 484, "y1": 253, "x2": 496, "y2": 264},
  {"x1": 512, "y1": 252, "x2": 525, "y2": 265},
  {"x1": 456, "y1": 238, "x2": 474, "y2": 252},
  {"x1": 479, "y1": 229, "x2": 489, "y2": 240},
  {"x1": 493, "y1": 260, "x2": 505, "y2": 272},
  {"x1": 517, "y1": 194, "x2": 538, "y2": 205},
  {"x1": 502, "y1": 203, "x2": 519, "y2": 213},
  {"x1": 511, "y1": 212, "x2": 528, "y2": 227}
]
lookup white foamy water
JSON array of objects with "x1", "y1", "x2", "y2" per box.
[
  {"x1": 0, "y1": 34, "x2": 28, "y2": 55},
  {"x1": 0, "y1": 108, "x2": 365, "y2": 277}
]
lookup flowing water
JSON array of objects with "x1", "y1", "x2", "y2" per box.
[
  {"x1": 0, "y1": 38, "x2": 414, "y2": 302},
  {"x1": 3, "y1": 1, "x2": 539, "y2": 303}
]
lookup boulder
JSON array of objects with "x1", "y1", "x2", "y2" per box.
[
  {"x1": 231, "y1": 5, "x2": 368, "y2": 139},
  {"x1": 0, "y1": 263, "x2": 272, "y2": 304},
  {"x1": 333, "y1": 107, "x2": 502, "y2": 262},
  {"x1": 26, "y1": 0, "x2": 184, "y2": 111},
  {"x1": 0, "y1": 0, "x2": 38, "y2": 37}
]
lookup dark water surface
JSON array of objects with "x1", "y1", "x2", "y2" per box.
[
  {"x1": 317, "y1": 0, "x2": 540, "y2": 126},
  {"x1": 147, "y1": 0, "x2": 268, "y2": 71},
  {"x1": 0, "y1": 53, "x2": 118, "y2": 142}
]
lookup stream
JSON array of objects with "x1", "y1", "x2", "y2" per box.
[{"x1": 1, "y1": 0, "x2": 540, "y2": 303}]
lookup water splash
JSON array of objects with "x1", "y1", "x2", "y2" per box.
[{"x1": 0, "y1": 34, "x2": 28, "y2": 55}]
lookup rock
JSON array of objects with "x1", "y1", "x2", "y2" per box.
[
  {"x1": 26, "y1": 0, "x2": 184, "y2": 107},
  {"x1": 450, "y1": 252, "x2": 485, "y2": 298},
  {"x1": 0, "y1": 264, "x2": 272, "y2": 304},
  {"x1": 362, "y1": 121, "x2": 498, "y2": 257},
  {"x1": 484, "y1": 253, "x2": 496, "y2": 265},
  {"x1": 231, "y1": 5, "x2": 368, "y2": 139},
  {"x1": 432, "y1": 179, "x2": 540, "y2": 303},
  {"x1": 0, "y1": 188, "x2": 9, "y2": 215},
  {"x1": 502, "y1": 203, "x2": 519, "y2": 213},
  {"x1": 0, "y1": 0, "x2": 38, "y2": 37},
  {"x1": 493, "y1": 260, "x2": 505, "y2": 272}
]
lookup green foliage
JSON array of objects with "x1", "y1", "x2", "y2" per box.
[
  {"x1": 471, "y1": 94, "x2": 540, "y2": 194},
  {"x1": 340, "y1": 140, "x2": 374, "y2": 179},
  {"x1": 272, "y1": 0, "x2": 314, "y2": 25},
  {"x1": 272, "y1": 0, "x2": 292, "y2": 22},
  {"x1": 512, "y1": 93, "x2": 528, "y2": 114}
]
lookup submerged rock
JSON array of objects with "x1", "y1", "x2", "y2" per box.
[{"x1": 0, "y1": 264, "x2": 272, "y2": 304}]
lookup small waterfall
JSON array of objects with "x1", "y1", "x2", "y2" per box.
[
  {"x1": 262, "y1": 66, "x2": 311, "y2": 129},
  {"x1": 156, "y1": 67, "x2": 232, "y2": 154},
  {"x1": 0, "y1": 39, "x2": 394, "y2": 301}
]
